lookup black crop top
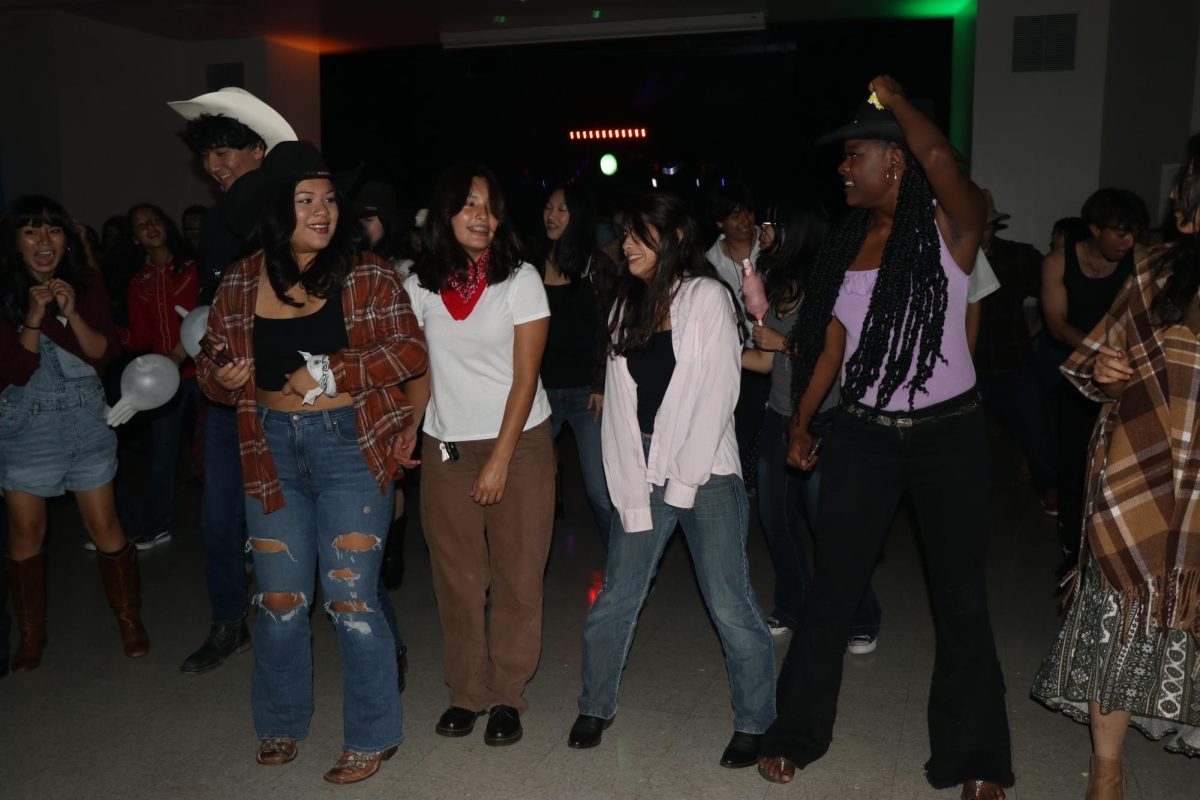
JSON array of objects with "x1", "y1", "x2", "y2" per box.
[
  {"x1": 626, "y1": 330, "x2": 675, "y2": 435},
  {"x1": 253, "y1": 297, "x2": 348, "y2": 391}
]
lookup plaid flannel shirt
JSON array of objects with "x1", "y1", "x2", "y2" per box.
[{"x1": 196, "y1": 250, "x2": 427, "y2": 513}]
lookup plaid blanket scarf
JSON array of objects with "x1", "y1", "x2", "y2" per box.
[{"x1": 1062, "y1": 245, "x2": 1200, "y2": 643}]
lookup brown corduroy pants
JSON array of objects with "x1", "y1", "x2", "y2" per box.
[{"x1": 420, "y1": 419, "x2": 555, "y2": 712}]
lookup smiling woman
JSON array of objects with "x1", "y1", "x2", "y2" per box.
[
  {"x1": 0, "y1": 195, "x2": 147, "y2": 673},
  {"x1": 402, "y1": 163, "x2": 554, "y2": 748},
  {"x1": 195, "y1": 141, "x2": 428, "y2": 785}
]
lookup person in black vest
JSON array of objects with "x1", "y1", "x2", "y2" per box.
[
  {"x1": 168, "y1": 88, "x2": 297, "y2": 675},
  {"x1": 1041, "y1": 188, "x2": 1149, "y2": 575}
]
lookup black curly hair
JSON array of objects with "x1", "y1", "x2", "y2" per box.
[{"x1": 786, "y1": 146, "x2": 948, "y2": 409}]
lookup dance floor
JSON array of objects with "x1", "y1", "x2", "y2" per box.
[{"x1": 1, "y1": 425, "x2": 1194, "y2": 799}]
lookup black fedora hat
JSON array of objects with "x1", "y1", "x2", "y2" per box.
[
  {"x1": 226, "y1": 140, "x2": 362, "y2": 237},
  {"x1": 815, "y1": 96, "x2": 935, "y2": 147}
]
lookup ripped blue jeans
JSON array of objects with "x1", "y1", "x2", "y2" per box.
[{"x1": 245, "y1": 405, "x2": 401, "y2": 753}]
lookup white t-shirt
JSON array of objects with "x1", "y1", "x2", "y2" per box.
[
  {"x1": 968, "y1": 247, "x2": 1000, "y2": 303},
  {"x1": 404, "y1": 263, "x2": 552, "y2": 442}
]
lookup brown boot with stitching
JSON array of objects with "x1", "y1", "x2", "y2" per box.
[
  {"x1": 1085, "y1": 754, "x2": 1125, "y2": 800},
  {"x1": 8, "y1": 553, "x2": 48, "y2": 672},
  {"x1": 97, "y1": 543, "x2": 150, "y2": 657}
]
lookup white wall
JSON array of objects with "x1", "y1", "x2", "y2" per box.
[
  {"x1": 1099, "y1": 0, "x2": 1200, "y2": 225},
  {"x1": 0, "y1": 10, "x2": 319, "y2": 231},
  {"x1": 972, "y1": 0, "x2": 1113, "y2": 248}
]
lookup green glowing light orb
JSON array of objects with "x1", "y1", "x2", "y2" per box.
[{"x1": 600, "y1": 154, "x2": 618, "y2": 176}]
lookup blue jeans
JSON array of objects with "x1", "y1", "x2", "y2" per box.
[
  {"x1": 142, "y1": 376, "x2": 200, "y2": 537},
  {"x1": 202, "y1": 402, "x2": 249, "y2": 625},
  {"x1": 976, "y1": 367, "x2": 1056, "y2": 493},
  {"x1": 578, "y1": 438, "x2": 776, "y2": 733},
  {"x1": 757, "y1": 409, "x2": 880, "y2": 637},
  {"x1": 245, "y1": 405, "x2": 401, "y2": 752},
  {"x1": 547, "y1": 386, "x2": 614, "y2": 545}
]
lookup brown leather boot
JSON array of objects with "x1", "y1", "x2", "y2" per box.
[
  {"x1": 8, "y1": 553, "x2": 47, "y2": 671},
  {"x1": 96, "y1": 543, "x2": 149, "y2": 657},
  {"x1": 1085, "y1": 754, "x2": 1125, "y2": 800}
]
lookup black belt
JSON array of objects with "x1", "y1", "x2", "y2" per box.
[{"x1": 840, "y1": 389, "x2": 980, "y2": 429}]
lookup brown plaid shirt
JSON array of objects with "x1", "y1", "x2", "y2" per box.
[
  {"x1": 1063, "y1": 244, "x2": 1200, "y2": 641},
  {"x1": 196, "y1": 251, "x2": 427, "y2": 513}
]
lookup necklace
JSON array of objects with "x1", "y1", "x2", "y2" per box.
[
  {"x1": 724, "y1": 237, "x2": 751, "y2": 264},
  {"x1": 1080, "y1": 242, "x2": 1109, "y2": 277}
]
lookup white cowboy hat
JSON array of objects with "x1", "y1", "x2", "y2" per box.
[{"x1": 167, "y1": 87, "x2": 296, "y2": 153}]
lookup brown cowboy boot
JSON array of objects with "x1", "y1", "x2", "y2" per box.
[
  {"x1": 8, "y1": 553, "x2": 47, "y2": 671},
  {"x1": 96, "y1": 543, "x2": 150, "y2": 657},
  {"x1": 1085, "y1": 754, "x2": 1125, "y2": 800}
]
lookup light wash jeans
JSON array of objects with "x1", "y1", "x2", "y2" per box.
[
  {"x1": 578, "y1": 437, "x2": 776, "y2": 733},
  {"x1": 245, "y1": 405, "x2": 401, "y2": 753}
]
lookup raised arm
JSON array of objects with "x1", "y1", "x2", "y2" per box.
[{"x1": 871, "y1": 74, "x2": 985, "y2": 269}]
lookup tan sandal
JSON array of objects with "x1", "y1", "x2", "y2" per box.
[
  {"x1": 323, "y1": 745, "x2": 398, "y2": 784},
  {"x1": 256, "y1": 739, "x2": 297, "y2": 765},
  {"x1": 961, "y1": 779, "x2": 1006, "y2": 799},
  {"x1": 756, "y1": 755, "x2": 796, "y2": 784}
]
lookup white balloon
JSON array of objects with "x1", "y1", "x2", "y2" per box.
[
  {"x1": 179, "y1": 305, "x2": 211, "y2": 359},
  {"x1": 119, "y1": 355, "x2": 181, "y2": 412}
]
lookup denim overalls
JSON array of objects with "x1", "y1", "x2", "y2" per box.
[{"x1": 0, "y1": 332, "x2": 117, "y2": 496}]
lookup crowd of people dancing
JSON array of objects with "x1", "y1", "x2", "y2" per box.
[{"x1": 1, "y1": 74, "x2": 1197, "y2": 799}]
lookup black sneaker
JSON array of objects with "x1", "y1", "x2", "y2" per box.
[{"x1": 180, "y1": 621, "x2": 251, "y2": 675}]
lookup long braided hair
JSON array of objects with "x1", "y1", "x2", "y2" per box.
[{"x1": 787, "y1": 146, "x2": 948, "y2": 409}]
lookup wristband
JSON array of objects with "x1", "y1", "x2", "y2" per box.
[
  {"x1": 299, "y1": 351, "x2": 337, "y2": 405},
  {"x1": 22, "y1": 323, "x2": 41, "y2": 330}
]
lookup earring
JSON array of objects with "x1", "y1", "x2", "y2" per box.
[{"x1": 886, "y1": 168, "x2": 898, "y2": 184}]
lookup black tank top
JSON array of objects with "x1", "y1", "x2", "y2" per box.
[
  {"x1": 626, "y1": 330, "x2": 675, "y2": 435},
  {"x1": 253, "y1": 297, "x2": 349, "y2": 391},
  {"x1": 1063, "y1": 237, "x2": 1134, "y2": 335}
]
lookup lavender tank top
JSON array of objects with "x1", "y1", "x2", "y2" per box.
[{"x1": 832, "y1": 228, "x2": 974, "y2": 411}]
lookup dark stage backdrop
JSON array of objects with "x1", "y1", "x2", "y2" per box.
[{"x1": 321, "y1": 18, "x2": 952, "y2": 242}]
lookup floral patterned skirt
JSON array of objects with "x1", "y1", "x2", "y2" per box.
[{"x1": 1031, "y1": 558, "x2": 1200, "y2": 757}]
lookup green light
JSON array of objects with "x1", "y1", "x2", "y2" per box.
[
  {"x1": 493, "y1": 14, "x2": 506, "y2": 24},
  {"x1": 890, "y1": 0, "x2": 972, "y2": 17},
  {"x1": 592, "y1": 9, "x2": 601, "y2": 19},
  {"x1": 599, "y1": 154, "x2": 618, "y2": 176}
]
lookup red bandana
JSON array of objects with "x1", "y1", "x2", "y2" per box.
[{"x1": 440, "y1": 248, "x2": 491, "y2": 321}]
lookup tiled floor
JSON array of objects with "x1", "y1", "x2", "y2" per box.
[{"x1": 1, "y1": 426, "x2": 1196, "y2": 799}]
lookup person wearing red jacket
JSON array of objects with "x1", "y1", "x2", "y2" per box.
[
  {"x1": 0, "y1": 195, "x2": 149, "y2": 671},
  {"x1": 116, "y1": 203, "x2": 201, "y2": 550}
]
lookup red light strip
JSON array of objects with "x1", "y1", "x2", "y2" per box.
[{"x1": 568, "y1": 128, "x2": 648, "y2": 141}]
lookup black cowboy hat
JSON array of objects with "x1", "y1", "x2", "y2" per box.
[
  {"x1": 353, "y1": 181, "x2": 399, "y2": 219},
  {"x1": 815, "y1": 97, "x2": 936, "y2": 147},
  {"x1": 225, "y1": 140, "x2": 362, "y2": 237}
]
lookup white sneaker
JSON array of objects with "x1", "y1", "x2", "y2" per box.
[
  {"x1": 847, "y1": 634, "x2": 878, "y2": 655},
  {"x1": 766, "y1": 616, "x2": 791, "y2": 637},
  {"x1": 133, "y1": 530, "x2": 172, "y2": 551}
]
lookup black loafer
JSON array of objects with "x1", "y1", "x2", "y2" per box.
[
  {"x1": 484, "y1": 705, "x2": 523, "y2": 746},
  {"x1": 436, "y1": 706, "x2": 485, "y2": 737},
  {"x1": 720, "y1": 731, "x2": 761, "y2": 768},
  {"x1": 567, "y1": 714, "x2": 612, "y2": 749}
]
